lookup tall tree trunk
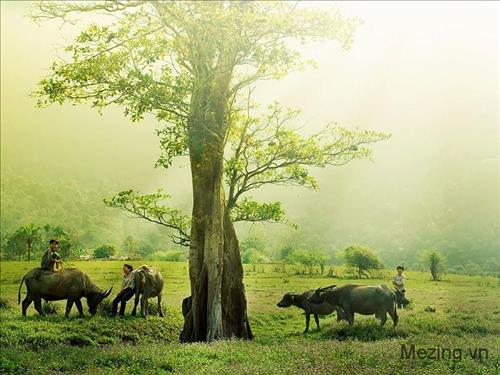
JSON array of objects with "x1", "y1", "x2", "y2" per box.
[
  {"x1": 180, "y1": 66, "x2": 252, "y2": 342},
  {"x1": 184, "y1": 152, "x2": 225, "y2": 342}
]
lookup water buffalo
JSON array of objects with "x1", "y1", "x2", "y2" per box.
[
  {"x1": 131, "y1": 266, "x2": 164, "y2": 317},
  {"x1": 277, "y1": 286, "x2": 346, "y2": 333},
  {"x1": 310, "y1": 284, "x2": 398, "y2": 327},
  {"x1": 18, "y1": 268, "x2": 112, "y2": 317}
]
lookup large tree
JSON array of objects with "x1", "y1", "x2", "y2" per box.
[{"x1": 33, "y1": 1, "x2": 388, "y2": 342}]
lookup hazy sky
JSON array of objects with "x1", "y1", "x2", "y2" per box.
[{"x1": 1, "y1": 1, "x2": 498, "y2": 253}]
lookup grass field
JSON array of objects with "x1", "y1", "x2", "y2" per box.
[{"x1": 0, "y1": 260, "x2": 499, "y2": 374}]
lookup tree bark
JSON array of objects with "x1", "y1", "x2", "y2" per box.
[
  {"x1": 180, "y1": 65, "x2": 252, "y2": 342},
  {"x1": 220, "y1": 208, "x2": 253, "y2": 339}
]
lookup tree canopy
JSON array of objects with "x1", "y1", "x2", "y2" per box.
[
  {"x1": 32, "y1": 0, "x2": 388, "y2": 342},
  {"x1": 32, "y1": 1, "x2": 387, "y2": 242}
]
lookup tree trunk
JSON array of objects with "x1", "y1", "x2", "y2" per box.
[
  {"x1": 430, "y1": 267, "x2": 437, "y2": 281},
  {"x1": 180, "y1": 65, "x2": 252, "y2": 342},
  {"x1": 220, "y1": 208, "x2": 253, "y2": 339},
  {"x1": 27, "y1": 241, "x2": 32, "y2": 261}
]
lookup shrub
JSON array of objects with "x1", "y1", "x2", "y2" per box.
[
  {"x1": 147, "y1": 302, "x2": 165, "y2": 316},
  {"x1": 66, "y1": 334, "x2": 97, "y2": 347},
  {"x1": 42, "y1": 301, "x2": 60, "y2": 315},
  {"x1": 93, "y1": 244, "x2": 116, "y2": 259},
  {"x1": 0, "y1": 297, "x2": 11, "y2": 309},
  {"x1": 98, "y1": 299, "x2": 115, "y2": 317}
]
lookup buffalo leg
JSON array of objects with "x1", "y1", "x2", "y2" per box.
[
  {"x1": 140, "y1": 296, "x2": 147, "y2": 317},
  {"x1": 344, "y1": 309, "x2": 354, "y2": 326},
  {"x1": 314, "y1": 314, "x2": 320, "y2": 330},
  {"x1": 22, "y1": 294, "x2": 33, "y2": 316},
  {"x1": 304, "y1": 313, "x2": 310, "y2": 333},
  {"x1": 132, "y1": 294, "x2": 140, "y2": 316},
  {"x1": 389, "y1": 308, "x2": 398, "y2": 327},
  {"x1": 33, "y1": 296, "x2": 44, "y2": 316},
  {"x1": 157, "y1": 294, "x2": 164, "y2": 317},
  {"x1": 65, "y1": 299, "x2": 74, "y2": 317},
  {"x1": 75, "y1": 299, "x2": 84, "y2": 317},
  {"x1": 379, "y1": 311, "x2": 387, "y2": 326}
]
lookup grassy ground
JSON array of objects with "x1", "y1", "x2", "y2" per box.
[{"x1": 0, "y1": 261, "x2": 498, "y2": 374}]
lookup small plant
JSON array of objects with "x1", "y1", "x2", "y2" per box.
[
  {"x1": 0, "y1": 297, "x2": 11, "y2": 309},
  {"x1": 147, "y1": 302, "x2": 165, "y2": 316},
  {"x1": 42, "y1": 301, "x2": 60, "y2": 315},
  {"x1": 66, "y1": 334, "x2": 96, "y2": 347},
  {"x1": 98, "y1": 299, "x2": 115, "y2": 316}
]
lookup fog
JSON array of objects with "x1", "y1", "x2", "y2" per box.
[{"x1": 1, "y1": 1, "x2": 498, "y2": 269}]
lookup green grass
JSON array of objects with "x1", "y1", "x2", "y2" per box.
[{"x1": 0, "y1": 261, "x2": 499, "y2": 374}]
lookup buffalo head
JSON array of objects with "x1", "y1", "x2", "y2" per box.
[{"x1": 277, "y1": 293, "x2": 295, "y2": 308}]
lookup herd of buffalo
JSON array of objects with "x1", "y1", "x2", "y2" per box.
[
  {"x1": 18, "y1": 266, "x2": 163, "y2": 318},
  {"x1": 278, "y1": 284, "x2": 408, "y2": 333},
  {"x1": 17, "y1": 266, "x2": 409, "y2": 333}
]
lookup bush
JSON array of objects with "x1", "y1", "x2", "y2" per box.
[
  {"x1": 42, "y1": 301, "x2": 60, "y2": 315},
  {"x1": 0, "y1": 297, "x2": 11, "y2": 309},
  {"x1": 93, "y1": 244, "x2": 116, "y2": 259},
  {"x1": 147, "y1": 302, "x2": 165, "y2": 316},
  {"x1": 98, "y1": 299, "x2": 115, "y2": 317},
  {"x1": 66, "y1": 334, "x2": 97, "y2": 347}
]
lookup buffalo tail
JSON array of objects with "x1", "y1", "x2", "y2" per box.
[{"x1": 18, "y1": 275, "x2": 26, "y2": 304}]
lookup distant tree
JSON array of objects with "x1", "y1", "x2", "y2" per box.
[
  {"x1": 241, "y1": 248, "x2": 270, "y2": 264},
  {"x1": 122, "y1": 235, "x2": 139, "y2": 256},
  {"x1": 279, "y1": 246, "x2": 295, "y2": 262},
  {"x1": 240, "y1": 235, "x2": 268, "y2": 264},
  {"x1": 137, "y1": 243, "x2": 155, "y2": 259},
  {"x1": 343, "y1": 245, "x2": 383, "y2": 278},
  {"x1": 420, "y1": 249, "x2": 446, "y2": 281},
  {"x1": 240, "y1": 235, "x2": 265, "y2": 253},
  {"x1": 316, "y1": 252, "x2": 328, "y2": 274},
  {"x1": 5, "y1": 232, "x2": 26, "y2": 261},
  {"x1": 293, "y1": 251, "x2": 317, "y2": 274},
  {"x1": 290, "y1": 250, "x2": 328, "y2": 274},
  {"x1": 5, "y1": 224, "x2": 42, "y2": 261},
  {"x1": 93, "y1": 244, "x2": 116, "y2": 259}
]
